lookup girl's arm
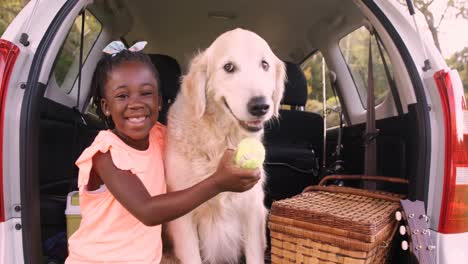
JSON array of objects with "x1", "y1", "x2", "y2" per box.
[{"x1": 92, "y1": 150, "x2": 260, "y2": 226}]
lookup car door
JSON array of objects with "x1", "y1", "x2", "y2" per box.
[
  {"x1": 361, "y1": 0, "x2": 468, "y2": 263},
  {"x1": 0, "y1": 1, "x2": 92, "y2": 263}
]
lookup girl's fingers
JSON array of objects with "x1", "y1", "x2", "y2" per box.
[
  {"x1": 243, "y1": 177, "x2": 260, "y2": 185},
  {"x1": 245, "y1": 182, "x2": 258, "y2": 190},
  {"x1": 241, "y1": 173, "x2": 261, "y2": 181}
]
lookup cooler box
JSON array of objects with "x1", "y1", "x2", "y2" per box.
[{"x1": 65, "y1": 191, "x2": 81, "y2": 239}]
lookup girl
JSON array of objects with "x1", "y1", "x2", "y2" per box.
[{"x1": 65, "y1": 41, "x2": 260, "y2": 264}]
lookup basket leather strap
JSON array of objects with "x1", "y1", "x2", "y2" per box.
[
  {"x1": 318, "y1": 175, "x2": 409, "y2": 186},
  {"x1": 302, "y1": 185, "x2": 402, "y2": 202}
]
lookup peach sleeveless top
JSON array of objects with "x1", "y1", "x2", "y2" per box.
[{"x1": 66, "y1": 123, "x2": 166, "y2": 264}]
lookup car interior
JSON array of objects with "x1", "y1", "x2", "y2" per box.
[{"x1": 35, "y1": 0, "x2": 426, "y2": 262}]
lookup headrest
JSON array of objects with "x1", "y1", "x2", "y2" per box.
[
  {"x1": 148, "y1": 54, "x2": 181, "y2": 101},
  {"x1": 282, "y1": 61, "x2": 308, "y2": 106}
]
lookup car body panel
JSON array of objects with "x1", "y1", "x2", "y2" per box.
[{"x1": 0, "y1": 0, "x2": 466, "y2": 263}]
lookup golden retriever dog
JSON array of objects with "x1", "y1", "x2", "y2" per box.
[{"x1": 165, "y1": 28, "x2": 286, "y2": 264}]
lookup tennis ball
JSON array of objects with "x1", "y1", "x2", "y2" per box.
[{"x1": 234, "y1": 138, "x2": 266, "y2": 169}]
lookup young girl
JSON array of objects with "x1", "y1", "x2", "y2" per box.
[{"x1": 65, "y1": 41, "x2": 260, "y2": 264}]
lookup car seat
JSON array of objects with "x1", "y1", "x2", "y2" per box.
[
  {"x1": 148, "y1": 54, "x2": 182, "y2": 125},
  {"x1": 263, "y1": 61, "x2": 323, "y2": 208}
]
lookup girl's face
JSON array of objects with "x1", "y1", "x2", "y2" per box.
[{"x1": 101, "y1": 61, "x2": 161, "y2": 150}]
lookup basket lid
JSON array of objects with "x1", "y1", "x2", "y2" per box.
[{"x1": 270, "y1": 187, "x2": 401, "y2": 236}]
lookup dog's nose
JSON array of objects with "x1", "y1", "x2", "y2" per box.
[{"x1": 247, "y1": 96, "x2": 269, "y2": 117}]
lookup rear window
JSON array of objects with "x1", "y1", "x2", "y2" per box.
[
  {"x1": 52, "y1": 10, "x2": 102, "y2": 93},
  {"x1": 339, "y1": 26, "x2": 393, "y2": 108},
  {"x1": 302, "y1": 51, "x2": 342, "y2": 128}
]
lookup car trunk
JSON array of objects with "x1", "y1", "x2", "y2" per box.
[{"x1": 19, "y1": 0, "x2": 430, "y2": 263}]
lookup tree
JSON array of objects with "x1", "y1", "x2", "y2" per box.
[
  {"x1": 398, "y1": 0, "x2": 468, "y2": 53},
  {"x1": 397, "y1": 0, "x2": 468, "y2": 95},
  {"x1": 447, "y1": 47, "x2": 468, "y2": 94},
  {"x1": 451, "y1": 0, "x2": 468, "y2": 19},
  {"x1": 0, "y1": 0, "x2": 27, "y2": 35}
]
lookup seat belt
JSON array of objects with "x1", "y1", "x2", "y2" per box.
[{"x1": 364, "y1": 33, "x2": 378, "y2": 182}]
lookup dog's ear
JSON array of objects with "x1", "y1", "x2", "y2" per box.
[
  {"x1": 272, "y1": 59, "x2": 286, "y2": 117},
  {"x1": 181, "y1": 52, "x2": 208, "y2": 119}
]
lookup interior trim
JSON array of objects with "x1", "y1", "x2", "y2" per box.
[{"x1": 362, "y1": 0, "x2": 431, "y2": 203}]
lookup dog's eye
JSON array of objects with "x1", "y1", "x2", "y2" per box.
[
  {"x1": 261, "y1": 60, "x2": 269, "y2": 71},
  {"x1": 224, "y1": 63, "x2": 235, "y2": 73}
]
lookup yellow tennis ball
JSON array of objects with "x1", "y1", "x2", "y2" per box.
[{"x1": 234, "y1": 138, "x2": 266, "y2": 169}]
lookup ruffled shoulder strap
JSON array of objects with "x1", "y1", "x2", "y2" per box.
[
  {"x1": 151, "y1": 122, "x2": 166, "y2": 154},
  {"x1": 75, "y1": 130, "x2": 138, "y2": 192}
]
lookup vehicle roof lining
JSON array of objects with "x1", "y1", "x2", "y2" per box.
[{"x1": 113, "y1": 0, "x2": 364, "y2": 68}]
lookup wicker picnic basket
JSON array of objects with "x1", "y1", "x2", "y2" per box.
[{"x1": 269, "y1": 175, "x2": 408, "y2": 264}]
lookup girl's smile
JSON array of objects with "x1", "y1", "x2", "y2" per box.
[{"x1": 101, "y1": 61, "x2": 161, "y2": 150}]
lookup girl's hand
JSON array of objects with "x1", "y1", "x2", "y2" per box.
[
  {"x1": 210, "y1": 149, "x2": 261, "y2": 193},
  {"x1": 92, "y1": 149, "x2": 260, "y2": 226}
]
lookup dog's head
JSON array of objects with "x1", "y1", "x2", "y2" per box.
[{"x1": 181, "y1": 28, "x2": 286, "y2": 133}]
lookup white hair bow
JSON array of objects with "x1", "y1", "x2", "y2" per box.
[{"x1": 102, "y1": 41, "x2": 148, "y2": 56}]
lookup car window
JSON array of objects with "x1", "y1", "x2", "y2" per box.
[
  {"x1": 302, "y1": 51, "x2": 343, "y2": 128},
  {"x1": 339, "y1": 26, "x2": 393, "y2": 108},
  {"x1": 52, "y1": 10, "x2": 101, "y2": 94}
]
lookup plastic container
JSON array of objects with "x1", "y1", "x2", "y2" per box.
[{"x1": 65, "y1": 191, "x2": 81, "y2": 239}]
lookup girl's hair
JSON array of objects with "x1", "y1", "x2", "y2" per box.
[{"x1": 90, "y1": 49, "x2": 161, "y2": 128}]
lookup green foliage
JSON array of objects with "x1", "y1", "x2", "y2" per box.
[
  {"x1": 0, "y1": 0, "x2": 27, "y2": 36},
  {"x1": 447, "y1": 47, "x2": 468, "y2": 95},
  {"x1": 303, "y1": 53, "x2": 332, "y2": 101},
  {"x1": 305, "y1": 98, "x2": 341, "y2": 128},
  {"x1": 303, "y1": 52, "x2": 342, "y2": 127},
  {"x1": 53, "y1": 12, "x2": 102, "y2": 89},
  {"x1": 339, "y1": 27, "x2": 391, "y2": 108},
  {"x1": 302, "y1": 26, "x2": 394, "y2": 128},
  {"x1": 397, "y1": 0, "x2": 468, "y2": 95},
  {"x1": 305, "y1": 99, "x2": 323, "y2": 113},
  {"x1": 0, "y1": 1, "x2": 102, "y2": 93}
]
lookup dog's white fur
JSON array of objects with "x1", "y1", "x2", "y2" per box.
[{"x1": 165, "y1": 28, "x2": 286, "y2": 264}]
